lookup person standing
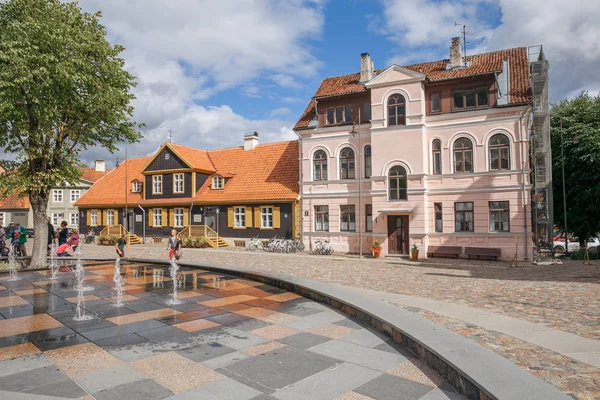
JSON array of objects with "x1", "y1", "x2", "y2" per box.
[
  {"x1": 47, "y1": 217, "x2": 56, "y2": 255},
  {"x1": 57, "y1": 221, "x2": 68, "y2": 245},
  {"x1": 115, "y1": 233, "x2": 129, "y2": 258},
  {"x1": 167, "y1": 229, "x2": 178, "y2": 260},
  {"x1": 67, "y1": 228, "x2": 80, "y2": 253},
  {"x1": 13, "y1": 223, "x2": 27, "y2": 257}
]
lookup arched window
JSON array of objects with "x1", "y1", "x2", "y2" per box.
[
  {"x1": 453, "y1": 138, "x2": 473, "y2": 173},
  {"x1": 387, "y1": 94, "x2": 406, "y2": 126},
  {"x1": 489, "y1": 134, "x2": 510, "y2": 170},
  {"x1": 389, "y1": 166, "x2": 407, "y2": 200},
  {"x1": 364, "y1": 145, "x2": 372, "y2": 178},
  {"x1": 313, "y1": 150, "x2": 328, "y2": 181},
  {"x1": 432, "y1": 139, "x2": 442, "y2": 175},
  {"x1": 340, "y1": 147, "x2": 355, "y2": 179}
]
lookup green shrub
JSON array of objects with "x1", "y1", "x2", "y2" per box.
[{"x1": 569, "y1": 249, "x2": 598, "y2": 260}]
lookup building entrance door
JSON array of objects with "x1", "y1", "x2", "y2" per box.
[
  {"x1": 387, "y1": 215, "x2": 409, "y2": 254},
  {"x1": 127, "y1": 213, "x2": 135, "y2": 235}
]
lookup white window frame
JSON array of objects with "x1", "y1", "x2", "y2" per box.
[
  {"x1": 212, "y1": 175, "x2": 223, "y2": 189},
  {"x1": 53, "y1": 189, "x2": 63, "y2": 203},
  {"x1": 174, "y1": 208, "x2": 184, "y2": 228},
  {"x1": 107, "y1": 209, "x2": 115, "y2": 225},
  {"x1": 132, "y1": 181, "x2": 141, "y2": 193},
  {"x1": 0, "y1": 212, "x2": 5, "y2": 226},
  {"x1": 153, "y1": 208, "x2": 162, "y2": 227},
  {"x1": 152, "y1": 175, "x2": 163, "y2": 194},
  {"x1": 174, "y1": 173, "x2": 184, "y2": 194},
  {"x1": 70, "y1": 190, "x2": 81, "y2": 203},
  {"x1": 90, "y1": 210, "x2": 98, "y2": 226},
  {"x1": 261, "y1": 206, "x2": 273, "y2": 229},
  {"x1": 70, "y1": 213, "x2": 79, "y2": 226},
  {"x1": 234, "y1": 207, "x2": 245, "y2": 228},
  {"x1": 52, "y1": 213, "x2": 64, "y2": 226}
]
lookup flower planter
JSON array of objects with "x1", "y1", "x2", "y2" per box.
[
  {"x1": 372, "y1": 251, "x2": 381, "y2": 259},
  {"x1": 411, "y1": 251, "x2": 419, "y2": 260}
]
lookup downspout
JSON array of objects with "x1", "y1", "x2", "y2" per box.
[
  {"x1": 292, "y1": 128, "x2": 304, "y2": 244},
  {"x1": 189, "y1": 203, "x2": 194, "y2": 227},
  {"x1": 137, "y1": 204, "x2": 145, "y2": 243},
  {"x1": 519, "y1": 106, "x2": 530, "y2": 260}
]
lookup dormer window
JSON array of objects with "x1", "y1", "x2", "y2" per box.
[
  {"x1": 131, "y1": 180, "x2": 142, "y2": 193},
  {"x1": 165, "y1": 152, "x2": 170, "y2": 160},
  {"x1": 212, "y1": 175, "x2": 223, "y2": 189}
]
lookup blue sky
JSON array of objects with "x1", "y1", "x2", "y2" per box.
[{"x1": 77, "y1": 0, "x2": 600, "y2": 164}]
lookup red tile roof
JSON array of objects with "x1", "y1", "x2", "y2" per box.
[
  {"x1": 295, "y1": 47, "x2": 531, "y2": 129},
  {"x1": 0, "y1": 193, "x2": 30, "y2": 209},
  {"x1": 167, "y1": 143, "x2": 215, "y2": 172},
  {"x1": 75, "y1": 157, "x2": 151, "y2": 207},
  {"x1": 80, "y1": 168, "x2": 109, "y2": 183},
  {"x1": 75, "y1": 141, "x2": 299, "y2": 207}
]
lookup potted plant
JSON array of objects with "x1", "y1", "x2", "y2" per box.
[
  {"x1": 411, "y1": 244, "x2": 419, "y2": 260},
  {"x1": 370, "y1": 240, "x2": 382, "y2": 258}
]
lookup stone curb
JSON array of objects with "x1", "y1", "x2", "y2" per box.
[{"x1": 131, "y1": 258, "x2": 570, "y2": 399}]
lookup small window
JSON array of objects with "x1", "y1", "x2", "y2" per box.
[
  {"x1": 465, "y1": 89, "x2": 476, "y2": 108},
  {"x1": 90, "y1": 210, "x2": 98, "y2": 226},
  {"x1": 340, "y1": 147, "x2": 355, "y2": 179},
  {"x1": 365, "y1": 204, "x2": 373, "y2": 232},
  {"x1": 364, "y1": 145, "x2": 372, "y2": 178},
  {"x1": 453, "y1": 138, "x2": 473, "y2": 173},
  {"x1": 152, "y1": 175, "x2": 162, "y2": 194},
  {"x1": 261, "y1": 207, "x2": 273, "y2": 228},
  {"x1": 52, "y1": 213, "x2": 64, "y2": 226},
  {"x1": 313, "y1": 150, "x2": 328, "y2": 181},
  {"x1": 477, "y1": 88, "x2": 488, "y2": 106},
  {"x1": 174, "y1": 173, "x2": 184, "y2": 193},
  {"x1": 362, "y1": 103, "x2": 371, "y2": 122},
  {"x1": 455, "y1": 202, "x2": 474, "y2": 232},
  {"x1": 489, "y1": 134, "x2": 510, "y2": 170},
  {"x1": 453, "y1": 87, "x2": 489, "y2": 110},
  {"x1": 165, "y1": 153, "x2": 170, "y2": 160},
  {"x1": 453, "y1": 90, "x2": 464, "y2": 109},
  {"x1": 388, "y1": 94, "x2": 406, "y2": 126},
  {"x1": 70, "y1": 213, "x2": 79, "y2": 226},
  {"x1": 335, "y1": 107, "x2": 343, "y2": 124},
  {"x1": 344, "y1": 106, "x2": 352, "y2": 123},
  {"x1": 70, "y1": 190, "x2": 81, "y2": 203},
  {"x1": 327, "y1": 108, "x2": 335, "y2": 125},
  {"x1": 234, "y1": 207, "x2": 245, "y2": 228},
  {"x1": 153, "y1": 208, "x2": 162, "y2": 227},
  {"x1": 132, "y1": 181, "x2": 141, "y2": 193},
  {"x1": 174, "y1": 208, "x2": 184, "y2": 228},
  {"x1": 432, "y1": 139, "x2": 442, "y2": 175},
  {"x1": 107, "y1": 209, "x2": 114, "y2": 225},
  {"x1": 434, "y1": 203, "x2": 443, "y2": 232},
  {"x1": 340, "y1": 205, "x2": 355, "y2": 232},
  {"x1": 0, "y1": 212, "x2": 4, "y2": 226},
  {"x1": 314, "y1": 206, "x2": 329, "y2": 231},
  {"x1": 489, "y1": 201, "x2": 510, "y2": 232},
  {"x1": 431, "y1": 93, "x2": 440, "y2": 113},
  {"x1": 389, "y1": 166, "x2": 407, "y2": 200},
  {"x1": 212, "y1": 175, "x2": 223, "y2": 189},
  {"x1": 53, "y1": 190, "x2": 63, "y2": 203}
]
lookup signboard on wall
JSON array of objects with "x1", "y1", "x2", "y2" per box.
[
  {"x1": 193, "y1": 214, "x2": 202, "y2": 223},
  {"x1": 135, "y1": 215, "x2": 142, "y2": 222}
]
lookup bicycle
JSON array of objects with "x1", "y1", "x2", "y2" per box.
[
  {"x1": 247, "y1": 236, "x2": 264, "y2": 251},
  {"x1": 312, "y1": 238, "x2": 334, "y2": 255}
]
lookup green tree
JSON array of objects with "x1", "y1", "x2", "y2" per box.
[
  {"x1": 0, "y1": 0, "x2": 140, "y2": 267},
  {"x1": 551, "y1": 92, "x2": 600, "y2": 247}
]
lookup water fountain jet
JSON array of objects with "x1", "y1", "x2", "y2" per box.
[
  {"x1": 112, "y1": 257, "x2": 125, "y2": 307},
  {"x1": 48, "y1": 244, "x2": 59, "y2": 279},
  {"x1": 7, "y1": 246, "x2": 19, "y2": 282},
  {"x1": 73, "y1": 247, "x2": 92, "y2": 321},
  {"x1": 165, "y1": 258, "x2": 182, "y2": 305}
]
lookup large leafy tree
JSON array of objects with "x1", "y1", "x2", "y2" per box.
[
  {"x1": 0, "y1": 0, "x2": 140, "y2": 267},
  {"x1": 551, "y1": 92, "x2": 600, "y2": 246}
]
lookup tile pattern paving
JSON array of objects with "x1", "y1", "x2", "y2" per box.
[{"x1": 0, "y1": 263, "x2": 464, "y2": 400}]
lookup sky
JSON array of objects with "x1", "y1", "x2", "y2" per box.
[{"x1": 76, "y1": 0, "x2": 600, "y2": 166}]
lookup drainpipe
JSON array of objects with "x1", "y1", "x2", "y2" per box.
[
  {"x1": 292, "y1": 128, "x2": 304, "y2": 245},
  {"x1": 519, "y1": 106, "x2": 530, "y2": 260},
  {"x1": 137, "y1": 204, "x2": 145, "y2": 243},
  {"x1": 189, "y1": 202, "x2": 194, "y2": 228}
]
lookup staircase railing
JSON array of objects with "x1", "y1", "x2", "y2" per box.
[{"x1": 99, "y1": 224, "x2": 141, "y2": 245}]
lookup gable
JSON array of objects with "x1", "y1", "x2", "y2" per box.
[
  {"x1": 145, "y1": 146, "x2": 190, "y2": 172},
  {"x1": 365, "y1": 66, "x2": 426, "y2": 88}
]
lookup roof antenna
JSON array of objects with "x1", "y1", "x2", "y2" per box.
[
  {"x1": 168, "y1": 129, "x2": 174, "y2": 144},
  {"x1": 455, "y1": 22, "x2": 469, "y2": 67},
  {"x1": 115, "y1": 156, "x2": 120, "y2": 168}
]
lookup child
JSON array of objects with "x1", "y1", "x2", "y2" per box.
[
  {"x1": 175, "y1": 233, "x2": 182, "y2": 260},
  {"x1": 167, "y1": 229, "x2": 178, "y2": 260},
  {"x1": 56, "y1": 243, "x2": 72, "y2": 257},
  {"x1": 67, "y1": 228, "x2": 80, "y2": 252},
  {"x1": 115, "y1": 233, "x2": 129, "y2": 258}
]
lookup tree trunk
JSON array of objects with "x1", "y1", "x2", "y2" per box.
[{"x1": 29, "y1": 190, "x2": 49, "y2": 269}]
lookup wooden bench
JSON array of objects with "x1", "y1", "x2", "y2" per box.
[
  {"x1": 152, "y1": 237, "x2": 163, "y2": 244},
  {"x1": 427, "y1": 246, "x2": 462, "y2": 258},
  {"x1": 465, "y1": 247, "x2": 501, "y2": 260}
]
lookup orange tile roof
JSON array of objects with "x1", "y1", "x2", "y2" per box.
[
  {"x1": 75, "y1": 141, "x2": 299, "y2": 207},
  {"x1": 167, "y1": 143, "x2": 215, "y2": 172},
  {"x1": 295, "y1": 47, "x2": 531, "y2": 129},
  {"x1": 0, "y1": 193, "x2": 30, "y2": 209},
  {"x1": 79, "y1": 168, "x2": 109, "y2": 183},
  {"x1": 75, "y1": 157, "x2": 151, "y2": 207}
]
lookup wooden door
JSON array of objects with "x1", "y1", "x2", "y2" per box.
[{"x1": 387, "y1": 215, "x2": 408, "y2": 254}]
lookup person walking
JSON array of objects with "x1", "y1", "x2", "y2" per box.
[
  {"x1": 115, "y1": 233, "x2": 129, "y2": 258},
  {"x1": 47, "y1": 217, "x2": 56, "y2": 255},
  {"x1": 167, "y1": 229, "x2": 178, "y2": 260},
  {"x1": 13, "y1": 223, "x2": 27, "y2": 257},
  {"x1": 57, "y1": 221, "x2": 68, "y2": 245},
  {"x1": 67, "y1": 228, "x2": 80, "y2": 253}
]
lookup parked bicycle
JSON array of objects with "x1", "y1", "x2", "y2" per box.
[
  {"x1": 312, "y1": 238, "x2": 334, "y2": 255},
  {"x1": 247, "y1": 236, "x2": 306, "y2": 254},
  {"x1": 247, "y1": 236, "x2": 265, "y2": 251}
]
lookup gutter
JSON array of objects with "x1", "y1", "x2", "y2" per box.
[
  {"x1": 519, "y1": 106, "x2": 531, "y2": 260},
  {"x1": 137, "y1": 204, "x2": 146, "y2": 243},
  {"x1": 292, "y1": 129, "x2": 304, "y2": 243}
]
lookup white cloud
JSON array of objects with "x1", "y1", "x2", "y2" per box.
[
  {"x1": 270, "y1": 107, "x2": 293, "y2": 116},
  {"x1": 74, "y1": 0, "x2": 323, "y2": 161},
  {"x1": 378, "y1": 0, "x2": 600, "y2": 102},
  {"x1": 273, "y1": 74, "x2": 303, "y2": 88}
]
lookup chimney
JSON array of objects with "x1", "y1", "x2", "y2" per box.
[
  {"x1": 94, "y1": 160, "x2": 105, "y2": 172},
  {"x1": 243, "y1": 132, "x2": 259, "y2": 151},
  {"x1": 360, "y1": 53, "x2": 374, "y2": 83},
  {"x1": 450, "y1": 37, "x2": 462, "y2": 69}
]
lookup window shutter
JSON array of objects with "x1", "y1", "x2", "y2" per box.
[
  {"x1": 227, "y1": 207, "x2": 234, "y2": 228},
  {"x1": 254, "y1": 207, "x2": 261, "y2": 228},
  {"x1": 102, "y1": 210, "x2": 107, "y2": 226},
  {"x1": 161, "y1": 209, "x2": 167, "y2": 227},
  {"x1": 149, "y1": 209, "x2": 154, "y2": 227},
  {"x1": 86, "y1": 210, "x2": 91, "y2": 226},
  {"x1": 183, "y1": 208, "x2": 189, "y2": 226},
  {"x1": 273, "y1": 206, "x2": 281, "y2": 229},
  {"x1": 245, "y1": 207, "x2": 252, "y2": 228},
  {"x1": 169, "y1": 209, "x2": 175, "y2": 227}
]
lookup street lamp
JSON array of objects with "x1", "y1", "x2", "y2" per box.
[
  {"x1": 350, "y1": 109, "x2": 362, "y2": 259},
  {"x1": 559, "y1": 118, "x2": 579, "y2": 255}
]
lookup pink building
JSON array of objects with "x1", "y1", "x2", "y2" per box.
[{"x1": 294, "y1": 39, "x2": 542, "y2": 261}]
